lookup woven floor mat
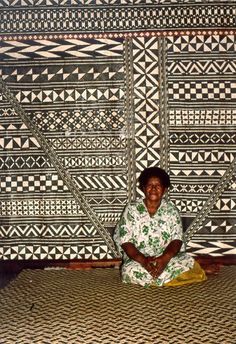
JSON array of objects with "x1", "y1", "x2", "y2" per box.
[{"x1": 0, "y1": 267, "x2": 235, "y2": 344}]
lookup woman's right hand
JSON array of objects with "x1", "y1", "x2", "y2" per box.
[
  {"x1": 141, "y1": 256, "x2": 157, "y2": 277},
  {"x1": 121, "y1": 242, "x2": 159, "y2": 278}
]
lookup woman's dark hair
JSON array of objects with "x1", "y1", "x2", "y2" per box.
[{"x1": 138, "y1": 167, "x2": 171, "y2": 190}]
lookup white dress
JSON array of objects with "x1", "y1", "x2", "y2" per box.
[{"x1": 113, "y1": 199, "x2": 195, "y2": 287}]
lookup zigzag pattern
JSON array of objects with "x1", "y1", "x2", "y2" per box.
[
  {"x1": 170, "y1": 150, "x2": 236, "y2": 164},
  {"x1": 168, "y1": 58, "x2": 236, "y2": 75},
  {"x1": 0, "y1": 39, "x2": 124, "y2": 60},
  {"x1": 167, "y1": 34, "x2": 236, "y2": 252},
  {"x1": 1, "y1": 26, "x2": 236, "y2": 259},
  {"x1": 171, "y1": 168, "x2": 228, "y2": 177},
  {"x1": 88, "y1": 196, "x2": 125, "y2": 206},
  {"x1": 0, "y1": 224, "x2": 98, "y2": 238},
  {"x1": 0, "y1": 268, "x2": 235, "y2": 343},
  {"x1": 0, "y1": 33, "x2": 132, "y2": 260},
  {"x1": 188, "y1": 240, "x2": 236, "y2": 256},
  {"x1": 0, "y1": 121, "x2": 27, "y2": 131}
]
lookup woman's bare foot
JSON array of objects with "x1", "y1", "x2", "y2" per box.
[{"x1": 204, "y1": 264, "x2": 222, "y2": 275}]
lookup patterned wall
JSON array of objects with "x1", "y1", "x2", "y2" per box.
[{"x1": 0, "y1": 1, "x2": 235, "y2": 260}]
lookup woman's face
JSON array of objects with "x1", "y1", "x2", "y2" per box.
[{"x1": 143, "y1": 176, "x2": 166, "y2": 203}]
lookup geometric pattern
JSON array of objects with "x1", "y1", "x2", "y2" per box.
[
  {"x1": 1, "y1": 3, "x2": 235, "y2": 35},
  {"x1": 184, "y1": 157, "x2": 236, "y2": 244},
  {"x1": 168, "y1": 81, "x2": 235, "y2": 101},
  {"x1": 0, "y1": 241, "x2": 110, "y2": 260},
  {"x1": 0, "y1": 81, "x2": 121, "y2": 260},
  {"x1": 169, "y1": 109, "x2": 236, "y2": 126},
  {"x1": 132, "y1": 36, "x2": 160, "y2": 198},
  {"x1": 166, "y1": 34, "x2": 236, "y2": 256},
  {"x1": 14, "y1": 88, "x2": 125, "y2": 104},
  {"x1": 0, "y1": 35, "x2": 131, "y2": 260},
  {"x1": 0, "y1": 3, "x2": 236, "y2": 259},
  {"x1": 33, "y1": 109, "x2": 125, "y2": 132},
  {"x1": 0, "y1": 39, "x2": 125, "y2": 60}
]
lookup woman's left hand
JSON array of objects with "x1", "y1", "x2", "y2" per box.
[
  {"x1": 149, "y1": 255, "x2": 170, "y2": 279},
  {"x1": 148, "y1": 239, "x2": 182, "y2": 279}
]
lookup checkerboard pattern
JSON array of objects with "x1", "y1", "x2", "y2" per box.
[{"x1": 0, "y1": 3, "x2": 235, "y2": 259}]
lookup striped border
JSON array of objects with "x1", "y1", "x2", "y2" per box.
[{"x1": 1, "y1": 29, "x2": 236, "y2": 41}]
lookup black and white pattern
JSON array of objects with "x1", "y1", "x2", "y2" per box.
[
  {"x1": 0, "y1": 3, "x2": 236, "y2": 259},
  {"x1": 166, "y1": 34, "x2": 236, "y2": 255},
  {"x1": 0, "y1": 37, "x2": 130, "y2": 260},
  {"x1": 0, "y1": 2, "x2": 235, "y2": 35}
]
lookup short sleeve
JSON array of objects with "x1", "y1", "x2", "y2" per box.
[
  {"x1": 113, "y1": 203, "x2": 136, "y2": 252},
  {"x1": 167, "y1": 203, "x2": 184, "y2": 242}
]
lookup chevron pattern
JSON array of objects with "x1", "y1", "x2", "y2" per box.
[
  {"x1": 0, "y1": 39, "x2": 124, "y2": 59},
  {"x1": 168, "y1": 58, "x2": 236, "y2": 76},
  {"x1": 188, "y1": 240, "x2": 236, "y2": 256}
]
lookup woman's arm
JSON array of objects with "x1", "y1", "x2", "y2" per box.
[
  {"x1": 121, "y1": 240, "x2": 182, "y2": 279},
  {"x1": 162, "y1": 239, "x2": 182, "y2": 261},
  {"x1": 121, "y1": 242, "x2": 146, "y2": 266}
]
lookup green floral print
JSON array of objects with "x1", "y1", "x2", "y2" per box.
[{"x1": 113, "y1": 199, "x2": 195, "y2": 287}]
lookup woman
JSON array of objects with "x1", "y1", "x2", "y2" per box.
[{"x1": 113, "y1": 167, "x2": 206, "y2": 287}]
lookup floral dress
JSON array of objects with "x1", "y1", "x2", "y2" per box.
[{"x1": 113, "y1": 199, "x2": 195, "y2": 287}]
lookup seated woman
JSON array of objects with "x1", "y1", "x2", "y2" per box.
[{"x1": 113, "y1": 167, "x2": 206, "y2": 287}]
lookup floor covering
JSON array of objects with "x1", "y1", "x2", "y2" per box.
[{"x1": 0, "y1": 267, "x2": 235, "y2": 344}]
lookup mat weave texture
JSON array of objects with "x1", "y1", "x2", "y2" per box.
[{"x1": 0, "y1": 267, "x2": 235, "y2": 344}]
